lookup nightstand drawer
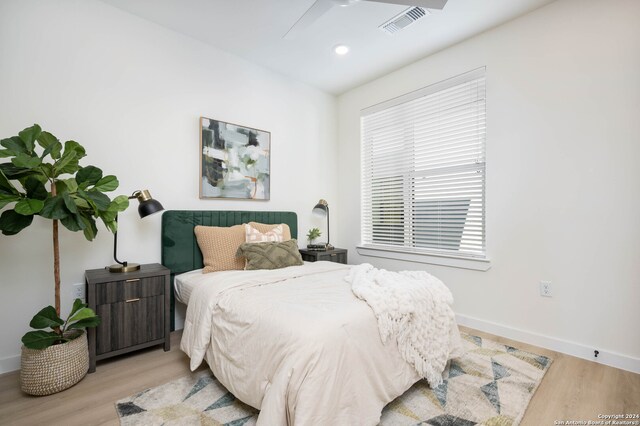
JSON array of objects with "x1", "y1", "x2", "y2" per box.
[
  {"x1": 95, "y1": 276, "x2": 164, "y2": 304},
  {"x1": 95, "y1": 294, "x2": 165, "y2": 355},
  {"x1": 299, "y1": 248, "x2": 347, "y2": 264},
  {"x1": 316, "y1": 252, "x2": 347, "y2": 263}
]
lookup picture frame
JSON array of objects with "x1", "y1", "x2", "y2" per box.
[{"x1": 199, "y1": 116, "x2": 271, "y2": 200}]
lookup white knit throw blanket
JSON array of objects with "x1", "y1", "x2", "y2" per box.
[{"x1": 346, "y1": 263, "x2": 461, "y2": 387}]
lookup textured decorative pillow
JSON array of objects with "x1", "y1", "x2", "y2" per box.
[
  {"x1": 194, "y1": 225, "x2": 245, "y2": 273},
  {"x1": 248, "y1": 222, "x2": 292, "y2": 241},
  {"x1": 236, "y1": 239, "x2": 303, "y2": 270},
  {"x1": 245, "y1": 224, "x2": 284, "y2": 243}
]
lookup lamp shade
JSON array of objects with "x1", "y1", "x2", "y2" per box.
[
  {"x1": 312, "y1": 199, "x2": 328, "y2": 216},
  {"x1": 138, "y1": 199, "x2": 164, "y2": 218},
  {"x1": 133, "y1": 190, "x2": 164, "y2": 218}
]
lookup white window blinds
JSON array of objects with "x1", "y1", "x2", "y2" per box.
[{"x1": 361, "y1": 68, "x2": 486, "y2": 259}]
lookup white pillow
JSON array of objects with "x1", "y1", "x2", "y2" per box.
[{"x1": 245, "y1": 223, "x2": 284, "y2": 243}]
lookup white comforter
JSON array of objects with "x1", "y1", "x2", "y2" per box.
[{"x1": 181, "y1": 261, "x2": 453, "y2": 425}]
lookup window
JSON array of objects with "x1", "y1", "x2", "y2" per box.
[{"x1": 360, "y1": 68, "x2": 486, "y2": 263}]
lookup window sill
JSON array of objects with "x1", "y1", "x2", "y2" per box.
[{"x1": 355, "y1": 245, "x2": 491, "y2": 271}]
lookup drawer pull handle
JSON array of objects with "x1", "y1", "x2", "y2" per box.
[
  {"x1": 125, "y1": 298, "x2": 140, "y2": 303},
  {"x1": 125, "y1": 279, "x2": 140, "y2": 283},
  {"x1": 331, "y1": 253, "x2": 337, "y2": 257}
]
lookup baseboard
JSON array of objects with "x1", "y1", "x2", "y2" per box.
[
  {"x1": 456, "y1": 313, "x2": 640, "y2": 375},
  {"x1": 0, "y1": 354, "x2": 20, "y2": 375}
]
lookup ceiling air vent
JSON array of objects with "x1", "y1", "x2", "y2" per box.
[{"x1": 379, "y1": 7, "x2": 429, "y2": 34}]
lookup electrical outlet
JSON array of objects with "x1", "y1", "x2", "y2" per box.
[
  {"x1": 539, "y1": 281, "x2": 552, "y2": 297},
  {"x1": 72, "y1": 283, "x2": 85, "y2": 302}
]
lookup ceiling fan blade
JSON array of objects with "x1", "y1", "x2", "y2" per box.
[
  {"x1": 364, "y1": 0, "x2": 448, "y2": 10},
  {"x1": 284, "y1": 0, "x2": 336, "y2": 40}
]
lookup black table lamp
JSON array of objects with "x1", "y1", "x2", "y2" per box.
[
  {"x1": 108, "y1": 190, "x2": 164, "y2": 273},
  {"x1": 312, "y1": 199, "x2": 333, "y2": 250}
]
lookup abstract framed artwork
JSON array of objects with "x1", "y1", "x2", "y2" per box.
[{"x1": 200, "y1": 117, "x2": 271, "y2": 200}]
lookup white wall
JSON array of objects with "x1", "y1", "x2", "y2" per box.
[
  {"x1": 0, "y1": 0, "x2": 338, "y2": 372},
  {"x1": 337, "y1": 0, "x2": 640, "y2": 368},
  {"x1": 2, "y1": 0, "x2": 638, "y2": 376}
]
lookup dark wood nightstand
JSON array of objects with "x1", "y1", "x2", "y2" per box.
[
  {"x1": 85, "y1": 263, "x2": 170, "y2": 373},
  {"x1": 299, "y1": 248, "x2": 348, "y2": 264}
]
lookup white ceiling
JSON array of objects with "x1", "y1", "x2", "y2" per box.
[{"x1": 100, "y1": 0, "x2": 556, "y2": 94}]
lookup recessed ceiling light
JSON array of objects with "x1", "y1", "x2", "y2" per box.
[
  {"x1": 333, "y1": 44, "x2": 350, "y2": 55},
  {"x1": 334, "y1": 0, "x2": 360, "y2": 7}
]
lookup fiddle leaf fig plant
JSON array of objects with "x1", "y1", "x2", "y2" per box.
[
  {"x1": 0, "y1": 124, "x2": 129, "y2": 319},
  {"x1": 22, "y1": 299, "x2": 100, "y2": 349}
]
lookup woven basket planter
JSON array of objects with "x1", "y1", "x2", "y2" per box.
[{"x1": 20, "y1": 331, "x2": 89, "y2": 396}]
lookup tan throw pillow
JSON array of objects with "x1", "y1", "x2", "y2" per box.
[
  {"x1": 248, "y1": 222, "x2": 292, "y2": 241},
  {"x1": 194, "y1": 225, "x2": 245, "y2": 273},
  {"x1": 236, "y1": 239, "x2": 303, "y2": 271},
  {"x1": 245, "y1": 224, "x2": 284, "y2": 243}
]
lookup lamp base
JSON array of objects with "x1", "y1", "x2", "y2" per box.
[{"x1": 108, "y1": 263, "x2": 141, "y2": 273}]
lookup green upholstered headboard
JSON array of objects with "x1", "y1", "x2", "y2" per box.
[{"x1": 161, "y1": 210, "x2": 298, "y2": 329}]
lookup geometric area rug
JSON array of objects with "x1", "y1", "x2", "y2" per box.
[{"x1": 116, "y1": 333, "x2": 552, "y2": 426}]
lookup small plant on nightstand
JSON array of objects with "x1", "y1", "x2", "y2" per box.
[{"x1": 306, "y1": 227, "x2": 321, "y2": 244}]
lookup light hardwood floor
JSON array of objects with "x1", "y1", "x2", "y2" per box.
[{"x1": 0, "y1": 327, "x2": 638, "y2": 425}]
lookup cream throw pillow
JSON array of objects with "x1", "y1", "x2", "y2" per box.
[
  {"x1": 245, "y1": 224, "x2": 284, "y2": 243},
  {"x1": 248, "y1": 222, "x2": 292, "y2": 241},
  {"x1": 194, "y1": 224, "x2": 245, "y2": 273}
]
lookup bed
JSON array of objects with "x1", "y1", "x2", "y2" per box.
[{"x1": 162, "y1": 210, "x2": 457, "y2": 425}]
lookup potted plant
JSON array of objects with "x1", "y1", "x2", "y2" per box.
[
  {"x1": 20, "y1": 300, "x2": 99, "y2": 395},
  {"x1": 306, "y1": 227, "x2": 321, "y2": 246},
  {"x1": 0, "y1": 124, "x2": 129, "y2": 395}
]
